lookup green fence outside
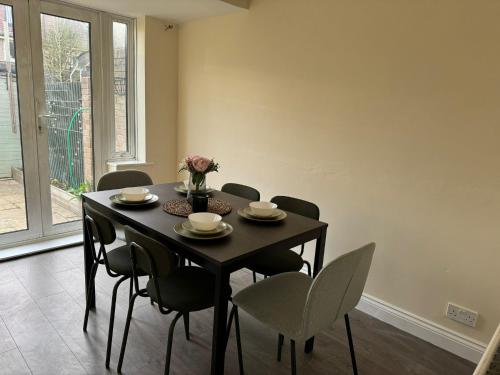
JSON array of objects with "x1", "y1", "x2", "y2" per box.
[
  {"x1": 0, "y1": 74, "x2": 86, "y2": 189},
  {"x1": 45, "y1": 81, "x2": 86, "y2": 189}
]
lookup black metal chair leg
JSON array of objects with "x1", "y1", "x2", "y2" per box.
[
  {"x1": 183, "y1": 313, "x2": 190, "y2": 341},
  {"x1": 226, "y1": 305, "x2": 236, "y2": 346},
  {"x1": 233, "y1": 306, "x2": 244, "y2": 375},
  {"x1": 105, "y1": 275, "x2": 128, "y2": 368},
  {"x1": 148, "y1": 276, "x2": 154, "y2": 305},
  {"x1": 277, "y1": 334, "x2": 284, "y2": 361},
  {"x1": 117, "y1": 293, "x2": 139, "y2": 373},
  {"x1": 129, "y1": 277, "x2": 133, "y2": 300},
  {"x1": 252, "y1": 271, "x2": 257, "y2": 283},
  {"x1": 344, "y1": 314, "x2": 358, "y2": 375},
  {"x1": 290, "y1": 339, "x2": 297, "y2": 375},
  {"x1": 226, "y1": 305, "x2": 244, "y2": 374},
  {"x1": 164, "y1": 312, "x2": 183, "y2": 375},
  {"x1": 304, "y1": 260, "x2": 312, "y2": 277},
  {"x1": 83, "y1": 262, "x2": 98, "y2": 332}
]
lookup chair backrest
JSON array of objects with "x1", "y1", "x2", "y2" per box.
[
  {"x1": 97, "y1": 170, "x2": 153, "y2": 191},
  {"x1": 83, "y1": 202, "x2": 116, "y2": 245},
  {"x1": 302, "y1": 242, "x2": 375, "y2": 338},
  {"x1": 124, "y1": 226, "x2": 178, "y2": 279},
  {"x1": 473, "y1": 323, "x2": 500, "y2": 375},
  {"x1": 271, "y1": 196, "x2": 320, "y2": 220},
  {"x1": 125, "y1": 226, "x2": 179, "y2": 312},
  {"x1": 221, "y1": 183, "x2": 260, "y2": 201}
]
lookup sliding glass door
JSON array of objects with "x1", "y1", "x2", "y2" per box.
[{"x1": 0, "y1": 0, "x2": 102, "y2": 247}]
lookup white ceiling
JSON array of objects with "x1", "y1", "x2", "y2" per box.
[{"x1": 62, "y1": 0, "x2": 248, "y2": 23}]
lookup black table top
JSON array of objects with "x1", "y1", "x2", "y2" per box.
[{"x1": 82, "y1": 182, "x2": 328, "y2": 271}]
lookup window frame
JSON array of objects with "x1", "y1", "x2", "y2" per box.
[{"x1": 101, "y1": 13, "x2": 136, "y2": 161}]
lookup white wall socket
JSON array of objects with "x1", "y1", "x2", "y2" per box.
[{"x1": 446, "y1": 302, "x2": 478, "y2": 327}]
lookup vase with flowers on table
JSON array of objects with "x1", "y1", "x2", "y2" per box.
[{"x1": 179, "y1": 155, "x2": 219, "y2": 212}]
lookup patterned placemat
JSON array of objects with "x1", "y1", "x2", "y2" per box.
[{"x1": 162, "y1": 198, "x2": 232, "y2": 217}]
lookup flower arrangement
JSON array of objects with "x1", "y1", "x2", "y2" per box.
[{"x1": 179, "y1": 155, "x2": 220, "y2": 192}]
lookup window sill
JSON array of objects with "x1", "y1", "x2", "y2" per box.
[
  {"x1": 107, "y1": 160, "x2": 154, "y2": 168},
  {"x1": 106, "y1": 160, "x2": 154, "y2": 173}
]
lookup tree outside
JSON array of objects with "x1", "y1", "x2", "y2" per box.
[{"x1": 42, "y1": 17, "x2": 87, "y2": 83}]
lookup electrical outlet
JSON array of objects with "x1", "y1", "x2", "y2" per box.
[{"x1": 446, "y1": 303, "x2": 478, "y2": 327}]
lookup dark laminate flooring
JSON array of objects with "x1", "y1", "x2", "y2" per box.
[{"x1": 0, "y1": 246, "x2": 475, "y2": 375}]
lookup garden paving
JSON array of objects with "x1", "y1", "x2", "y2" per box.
[{"x1": 0, "y1": 178, "x2": 81, "y2": 235}]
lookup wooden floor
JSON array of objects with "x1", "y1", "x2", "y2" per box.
[{"x1": 0, "y1": 246, "x2": 475, "y2": 375}]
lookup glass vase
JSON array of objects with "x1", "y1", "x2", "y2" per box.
[{"x1": 187, "y1": 172, "x2": 206, "y2": 199}]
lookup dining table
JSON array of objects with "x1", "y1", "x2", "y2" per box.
[{"x1": 81, "y1": 182, "x2": 328, "y2": 375}]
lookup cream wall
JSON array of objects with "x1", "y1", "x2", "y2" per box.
[
  {"x1": 119, "y1": 16, "x2": 178, "y2": 183},
  {"x1": 177, "y1": 0, "x2": 500, "y2": 344}
]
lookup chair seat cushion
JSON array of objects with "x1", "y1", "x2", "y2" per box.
[
  {"x1": 104, "y1": 245, "x2": 136, "y2": 276},
  {"x1": 147, "y1": 267, "x2": 231, "y2": 313},
  {"x1": 246, "y1": 249, "x2": 304, "y2": 276},
  {"x1": 233, "y1": 272, "x2": 313, "y2": 339}
]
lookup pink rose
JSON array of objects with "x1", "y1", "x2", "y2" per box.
[
  {"x1": 185, "y1": 155, "x2": 195, "y2": 170},
  {"x1": 191, "y1": 156, "x2": 211, "y2": 173}
]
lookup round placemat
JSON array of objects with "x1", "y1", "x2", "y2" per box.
[{"x1": 162, "y1": 198, "x2": 232, "y2": 217}]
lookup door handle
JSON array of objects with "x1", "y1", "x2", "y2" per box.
[{"x1": 37, "y1": 114, "x2": 57, "y2": 133}]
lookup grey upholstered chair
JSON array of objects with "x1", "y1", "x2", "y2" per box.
[
  {"x1": 473, "y1": 323, "x2": 500, "y2": 375},
  {"x1": 227, "y1": 242, "x2": 376, "y2": 375},
  {"x1": 221, "y1": 183, "x2": 260, "y2": 201},
  {"x1": 82, "y1": 203, "x2": 146, "y2": 369},
  {"x1": 246, "y1": 196, "x2": 319, "y2": 281},
  {"x1": 96, "y1": 170, "x2": 153, "y2": 240}
]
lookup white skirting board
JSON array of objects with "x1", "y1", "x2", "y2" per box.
[{"x1": 357, "y1": 294, "x2": 486, "y2": 363}]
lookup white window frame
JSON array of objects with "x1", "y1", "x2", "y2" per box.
[{"x1": 101, "y1": 13, "x2": 136, "y2": 161}]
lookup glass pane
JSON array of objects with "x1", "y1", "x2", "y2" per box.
[
  {"x1": 113, "y1": 21, "x2": 128, "y2": 154},
  {"x1": 40, "y1": 14, "x2": 94, "y2": 225},
  {"x1": 0, "y1": 5, "x2": 28, "y2": 235}
]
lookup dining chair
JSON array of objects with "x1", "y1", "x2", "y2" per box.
[
  {"x1": 473, "y1": 323, "x2": 500, "y2": 375},
  {"x1": 82, "y1": 202, "x2": 146, "y2": 369},
  {"x1": 246, "y1": 196, "x2": 319, "y2": 282},
  {"x1": 97, "y1": 170, "x2": 153, "y2": 191},
  {"x1": 96, "y1": 170, "x2": 153, "y2": 240},
  {"x1": 117, "y1": 226, "x2": 231, "y2": 375},
  {"x1": 221, "y1": 183, "x2": 260, "y2": 201},
  {"x1": 227, "y1": 242, "x2": 376, "y2": 375}
]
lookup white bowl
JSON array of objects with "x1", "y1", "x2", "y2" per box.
[
  {"x1": 188, "y1": 212, "x2": 222, "y2": 231},
  {"x1": 120, "y1": 187, "x2": 149, "y2": 202},
  {"x1": 183, "y1": 179, "x2": 189, "y2": 189},
  {"x1": 249, "y1": 201, "x2": 278, "y2": 217}
]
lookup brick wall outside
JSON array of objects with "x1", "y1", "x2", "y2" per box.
[
  {"x1": 81, "y1": 76, "x2": 93, "y2": 186},
  {"x1": 79, "y1": 71, "x2": 128, "y2": 186},
  {"x1": 114, "y1": 93, "x2": 127, "y2": 153}
]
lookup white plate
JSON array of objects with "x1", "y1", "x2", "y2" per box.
[
  {"x1": 181, "y1": 221, "x2": 227, "y2": 235},
  {"x1": 238, "y1": 207, "x2": 287, "y2": 222},
  {"x1": 174, "y1": 184, "x2": 214, "y2": 195},
  {"x1": 110, "y1": 194, "x2": 158, "y2": 206},
  {"x1": 246, "y1": 207, "x2": 282, "y2": 219},
  {"x1": 174, "y1": 221, "x2": 233, "y2": 240}
]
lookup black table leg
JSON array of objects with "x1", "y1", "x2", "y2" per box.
[
  {"x1": 305, "y1": 226, "x2": 328, "y2": 353},
  {"x1": 211, "y1": 267, "x2": 230, "y2": 375},
  {"x1": 82, "y1": 198, "x2": 95, "y2": 309},
  {"x1": 312, "y1": 226, "x2": 327, "y2": 275}
]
